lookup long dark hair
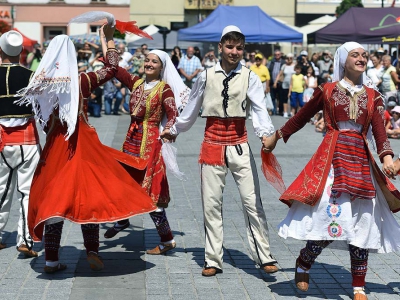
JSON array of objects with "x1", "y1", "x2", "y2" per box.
[
  {"x1": 171, "y1": 46, "x2": 181, "y2": 67},
  {"x1": 33, "y1": 44, "x2": 42, "y2": 62}
]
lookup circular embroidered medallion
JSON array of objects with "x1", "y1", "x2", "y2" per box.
[
  {"x1": 328, "y1": 222, "x2": 343, "y2": 238},
  {"x1": 326, "y1": 203, "x2": 342, "y2": 218}
]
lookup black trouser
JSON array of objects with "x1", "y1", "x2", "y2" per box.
[{"x1": 270, "y1": 82, "x2": 282, "y2": 115}]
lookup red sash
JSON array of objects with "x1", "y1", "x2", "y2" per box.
[
  {"x1": 199, "y1": 117, "x2": 247, "y2": 165},
  {"x1": 0, "y1": 118, "x2": 39, "y2": 151}
]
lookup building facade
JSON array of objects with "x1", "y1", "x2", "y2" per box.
[
  {"x1": 129, "y1": 0, "x2": 295, "y2": 29},
  {"x1": 0, "y1": 0, "x2": 130, "y2": 43}
]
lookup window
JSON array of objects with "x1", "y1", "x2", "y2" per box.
[
  {"x1": 44, "y1": 26, "x2": 67, "y2": 41},
  {"x1": 90, "y1": 25, "x2": 101, "y2": 33}
]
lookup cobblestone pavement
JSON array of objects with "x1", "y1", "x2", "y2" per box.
[{"x1": 1, "y1": 114, "x2": 400, "y2": 300}]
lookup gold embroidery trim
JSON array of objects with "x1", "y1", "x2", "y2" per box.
[
  {"x1": 336, "y1": 83, "x2": 366, "y2": 122},
  {"x1": 131, "y1": 79, "x2": 145, "y2": 116},
  {"x1": 6, "y1": 66, "x2": 10, "y2": 96},
  {"x1": 139, "y1": 81, "x2": 165, "y2": 158},
  {"x1": 81, "y1": 73, "x2": 91, "y2": 97},
  {"x1": 0, "y1": 94, "x2": 23, "y2": 98},
  {"x1": 0, "y1": 113, "x2": 33, "y2": 118}
]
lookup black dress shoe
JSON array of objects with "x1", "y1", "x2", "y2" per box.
[{"x1": 104, "y1": 221, "x2": 130, "y2": 238}]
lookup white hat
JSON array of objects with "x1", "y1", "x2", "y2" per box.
[
  {"x1": 0, "y1": 30, "x2": 23, "y2": 56},
  {"x1": 220, "y1": 25, "x2": 242, "y2": 41},
  {"x1": 300, "y1": 50, "x2": 308, "y2": 56}
]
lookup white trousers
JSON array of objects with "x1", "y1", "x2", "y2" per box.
[
  {"x1": 0, "y1": 145, "x2": 40, "y2": 248},
  {"x1": 201, "y1": 143, "x2": 276, "y2": 270}
]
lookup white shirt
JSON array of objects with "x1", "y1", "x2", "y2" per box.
[
  {"x1": 367, "y1": 66, "x2": 383, "y2": 86},
  {"x1": 170, "y1": 62, "x2": 275, "y2": 138},
  {"x1": 339, "y1": 79, "x2": 363, "y2": 96},
  {"x1": 0, "y1": 118, "x2": 29, "y2": 127}
]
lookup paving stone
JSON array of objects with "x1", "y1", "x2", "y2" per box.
[{"x1": 3, "y1": 115, "x2": 400, "y2": 300}]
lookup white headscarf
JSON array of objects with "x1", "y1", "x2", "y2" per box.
[
  {"x1": 149, "y1": 49, "x2": 190, "y2": 112},
  {"x1": 16, "y1": 35, "x2": 79, "y2": 139},
  {"x1": 333, "y1": 41, "x2": 373, "y2": 87},
  {"x1": 333, "y1": 42, "x2": 377, "y2": 150}
]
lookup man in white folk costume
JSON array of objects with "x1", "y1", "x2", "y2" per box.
[
  {"x1": 162, "y1": 25, "x2": 279, "y2": 276},
  {"x1": 0, "y1": 30, "x2": 40, "y2": 257}
]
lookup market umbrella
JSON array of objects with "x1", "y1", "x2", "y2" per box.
[{"x1": 69, "y1": 33, "x2": 125, "y2": 46}]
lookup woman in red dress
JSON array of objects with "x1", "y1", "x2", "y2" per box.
[
  {"x1": 263, "y1": 42, "x2": 400, "y2": 300},
  {"x1": 17, "y1": 25, "x2": 156, "y2": 273},
  {"x1": 104, "y1": 49, "x2": 190, "y2": 255}
]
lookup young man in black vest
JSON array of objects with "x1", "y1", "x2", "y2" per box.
[{"x1": 0, "y1": 30, "x2": 40, "y2": 257}]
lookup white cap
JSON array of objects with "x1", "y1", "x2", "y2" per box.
[
  {"x1": 0, "y1": 30, "x2": 23, "y2": 56},
  {"x1": 300, "y1": 50, "x2": 308, "y2": 56},
  {"x1": 220, "y1": 25, "x2": 242, "y2": 41}
]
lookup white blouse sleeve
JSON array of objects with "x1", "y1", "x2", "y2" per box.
[
  {"x1": 170, "y1": 71, "x2": 206, "y2": 135},
  {"x1": 248, "y1": 71, "x2": 275, "y2": 137}
]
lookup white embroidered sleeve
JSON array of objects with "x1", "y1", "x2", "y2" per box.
[
  {"x1": 248, "y1": 72, "x2": 275, "y2": 137},
  {"x1": 170, "y1": 71, "x2": 206, "y2": 136}
]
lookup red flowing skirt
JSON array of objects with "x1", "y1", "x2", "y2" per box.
[
  {"x1": 122, "y1": 120, "x2": 170, "y2": 207},
  {"x1": 28, "y1": 118, "x2": 156, "y2": 242}
]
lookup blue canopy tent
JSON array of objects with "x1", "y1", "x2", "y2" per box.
[{"x1": 178, "y1": 6, "x2": 302, "y2": 43}]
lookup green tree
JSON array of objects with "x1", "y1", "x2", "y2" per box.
[
  {"x1": 114, "y1": 31, "x2": 125, "y2": 40},
  {"x1": 335, "y1": 0, "x2": 363, "y2": 17}
]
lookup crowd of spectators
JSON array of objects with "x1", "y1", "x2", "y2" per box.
[{"x1": 23, "y1": 36, "x2": 400, "y2": 138}]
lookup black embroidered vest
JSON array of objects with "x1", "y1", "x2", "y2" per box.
[{"x1": 0, "y1": 65, "x2": 34, "y2": 118}]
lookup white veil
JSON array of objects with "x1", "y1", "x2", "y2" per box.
[
  {"x1": 16, "y1": 35, "x2": 79, "y2": 139},
  {"x1": 333, "y1": 42, "x2": 373, "y2": 88}
]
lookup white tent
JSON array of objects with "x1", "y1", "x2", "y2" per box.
[
  {"x1": 127, "y1": 30, "x2": 202, "y2": 51},
  {"x1": 299, "y1": 15, "x2": 336, "y2": 44},
  {"x1": 125, "y1": 24, "x2": 160, "y2": 45}
]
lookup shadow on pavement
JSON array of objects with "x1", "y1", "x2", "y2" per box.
[{"x1": 267, "y1": 261, "x2": 400, "y2": 299}]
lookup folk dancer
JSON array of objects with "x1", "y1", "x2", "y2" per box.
[
  {"x1": 162, "y1": 25, "x2": 279, "y2": 276},
  {"x1": 263, "y1": 42, "x2": 400, "y2": 300},
  {"x1": 17, "y1": 24, "x2": 156, "y2": 273},
  {"x1": 104, "y1": 48, "x2": 190, "y2": 255},
  {"x1": 0, "y1": 30, "x2": 40, "y2": 257}
]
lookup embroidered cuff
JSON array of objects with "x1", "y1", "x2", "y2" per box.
[
  {"x1": 169, "y1": 126, "x2": 178, "y2": 136},
  {"x1": 255, "y1": 128, "x2": 275, "y2": 138},
  {"x1": 378, "y1": 149, "x2": 394, "y2": 161}
]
